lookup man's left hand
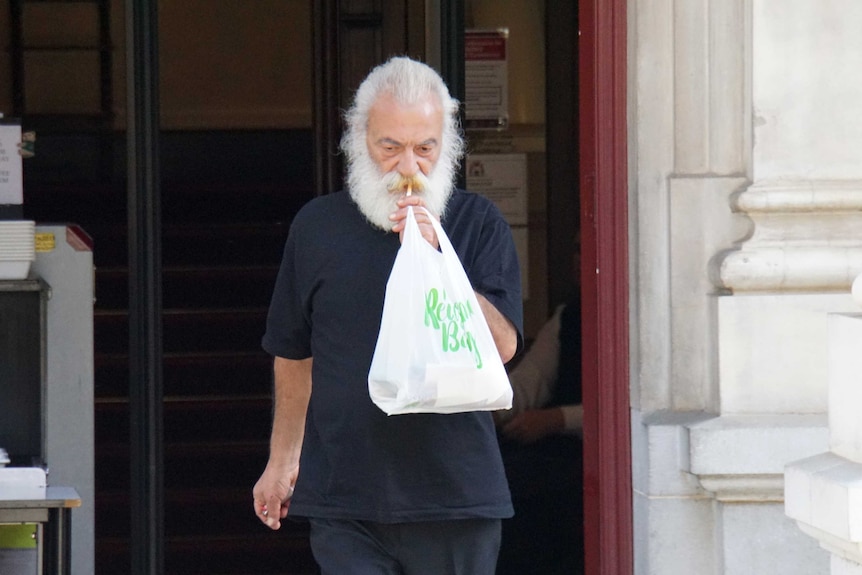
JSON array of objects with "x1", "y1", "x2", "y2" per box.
[{"x1": 390, "y1": 194, "x2": 439, "y2": 248}]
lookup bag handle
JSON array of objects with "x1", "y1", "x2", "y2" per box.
[{"x1": 405, "y1": 205, "x2": 457, "y2": 259}]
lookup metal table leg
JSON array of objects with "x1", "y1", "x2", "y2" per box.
[{"x1": 43, "y1": 507, "x2": 71, "y2": 574}]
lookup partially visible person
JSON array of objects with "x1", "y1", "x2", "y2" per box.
[
  {"x1": 495, "y1": 292, "x2": 584, "y2": 575},
  {"x1": 252, "y1": 56, "x2": 523, "y2": 575},
  {"x1": 495, "y1": 299, "x2": 583, "y2": 441}
]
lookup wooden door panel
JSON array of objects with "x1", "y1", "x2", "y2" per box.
[{"x1": 313, "y1": 0, "x2": 426, "y2": 196}]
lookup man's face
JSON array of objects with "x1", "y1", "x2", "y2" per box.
[
  {"x1": 347, "y1": 91, "x2": 456, "y2": 231},
  {"x1": 365, "y1": 92, "x2": 444, "y2": 193}
]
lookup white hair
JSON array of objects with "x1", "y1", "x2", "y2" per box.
[{"x1": 340, "y1": 56, "x2": 465, "y2": 189}]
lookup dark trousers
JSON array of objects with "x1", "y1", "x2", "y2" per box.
[{"x1": 308, "y1": 517, "x2": 502, "y2": 575}]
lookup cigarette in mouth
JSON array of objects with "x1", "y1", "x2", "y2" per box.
[{"x1": 406, "y1": 183, "x2": 412, "y2": 197}]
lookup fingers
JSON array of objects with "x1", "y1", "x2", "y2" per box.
[
  {"x1": 391, "y1": 197, "x2": 427, "y2": 226},
  {"x1": 390, "y1": 195, "x2": 439, "y2": 247},
  {"x1": 254, "y1": 498, "x2": 275, "y2": 529},
  {"x1": 254, "y1": 484, "x2": 295, "y2": 530},
  {"x1": 264, "y1": 494, "x2": 282, "y2": 530},
  {"x1": 395, "y1": 194, "x2": 436, "y2": 220},
  {"x1": 396, "y1": 193, "x2": 424, "y2": 208}
]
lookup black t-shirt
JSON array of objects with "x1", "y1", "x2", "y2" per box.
[{"x1": 262, "y1": 189, "x2": 524, "y2": 523}]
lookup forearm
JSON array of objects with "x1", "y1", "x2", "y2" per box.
[
  {"x1": 502, "y1": 305, "x2": 563, "y2": 419},
  {"x1": 560, "y1": 404, "x2": 584, "y2": 434},
  {"x1": 475, "y1": 292, "x2": 518, "y2": 363},
  {"x1": 497, "y1": 356, "x2": 552, "y2": 424},
  {"x1": 268, "y1": 356, "x2": 312, "y2": 468}
]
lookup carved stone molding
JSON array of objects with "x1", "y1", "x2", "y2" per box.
[
  {"x1": 698, "y1": 474, "x2": 784, "y2": 502},
  {"x1": 718, "y1": 180, "x2": 862, "y2": 292}
]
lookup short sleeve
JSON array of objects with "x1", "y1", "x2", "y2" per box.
[
  {"x1": 261, "y1": 221, "x2": 312, "y2": 359},
  {"x1": 462, "y1": 200, "x2": 524, "y2": 354}
]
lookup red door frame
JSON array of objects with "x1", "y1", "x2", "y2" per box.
[{"x1": 578, "y1": 0, "x2": 633, "y2": 573}]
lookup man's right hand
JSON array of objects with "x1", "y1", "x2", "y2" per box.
[{"x1": 252, "y1": 461, "x2": 298, "y2": 530}]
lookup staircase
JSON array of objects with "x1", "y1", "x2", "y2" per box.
[
  {"x1": 8, "y1": 3, "x2": 325, "y2": 571},
  {"x1": 26, "y1": 178, "x2": 319, "y2": 574}
]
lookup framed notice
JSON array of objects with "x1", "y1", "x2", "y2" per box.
[
  {"x1": 0, "y1": 120, "x2": 23, "y2": 205},
  {"x1": 466, "y1": 153, "x2": 528, "y2": 226},
  {"x1": 465, "y1": 28, "x2": 509, "y2": 131}
]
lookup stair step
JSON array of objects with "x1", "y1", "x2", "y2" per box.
[
  {"x1": 160, "y1": 223, "x2": 290, "y2": 267},
  {"x1": 24, "y1": 176, "x2": 315, "y2": 573},
  {"x1": 95, "y1": 397, "x2": 273, "y2": 445},
  {"x1": 160, "y1": 183, "x2": 312, "y2": 224},
  {"x1": 96, "y1": 534, "x2": 319, "y2": 575},
  {"x1": 95, "y1": 438, "x2": 270, "y2": 492},
  {"x1": 96, "y1": 265, "x2": 280, "y2": 310},
  {"x1": 24, "y1": 182, "x2": 312, "y2": 226},
  {"x1": 95, "y1": 487, "x2": 311, "y2": 539},
  {"x1": 95, "y1": 351, "x2": 273, "y2": 398},
  {"x1": 94, "y1": 307, "x2": 268, "y2": 354},
  {"x1": 86, "y1": 222, "x2": 290, "y2": 268},
  {"x1": 165, "y1": 536, "x2": 318, "y2": 575}
]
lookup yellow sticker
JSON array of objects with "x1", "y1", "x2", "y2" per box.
[{"x1": 35, "y1": 232, "x2": 55, "y2": 252}]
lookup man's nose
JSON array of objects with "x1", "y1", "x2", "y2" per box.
[{"x1": 397, "y1": 150, "x2": 419, "y2": 176}]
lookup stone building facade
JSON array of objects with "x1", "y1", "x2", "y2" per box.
[{"x1": 630, "y1": 1, "x2": 862, "y2": 573}]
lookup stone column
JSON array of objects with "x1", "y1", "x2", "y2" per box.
[{"x1": 695, "y1": 1, "x2": 862, "y2": 573}]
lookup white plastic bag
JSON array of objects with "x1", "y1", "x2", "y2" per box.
[{"x1": 368, "y1": 206, "x2": 513, "y2": 415}]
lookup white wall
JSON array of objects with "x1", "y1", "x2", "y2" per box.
[
  {"x1": 752, "y1": 0, "x2": 862, "y2": 180},
  {"x1": 630, "y1": 0, "x2": 862, "y2": 572}
]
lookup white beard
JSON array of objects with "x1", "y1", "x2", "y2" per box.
[{"x1": 347, "y1": 148, "x2": 457, "y2": 231}]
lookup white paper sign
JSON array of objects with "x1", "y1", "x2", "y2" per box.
[
  {"x1": 0, "y1": 122, "x2": 23, "y2": 205},
  {"x1": 465, "y1": 29, "x2": 509, "y2": 130},
  {"x1": 466, "y1": 153, "x2": 528, "y2": 226}
]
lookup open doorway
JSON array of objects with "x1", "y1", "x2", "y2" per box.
[
  {"x1": 464, "y1": 1, "x2": 632, "y2": 574},
  {"x1": 462, "y1": 1, "x2": 583, "y2": 573}
]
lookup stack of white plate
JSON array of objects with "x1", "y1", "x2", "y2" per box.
[
  {"x1": 0, "y1": 220, "x2": 36, "y2": 280},
  {"x1": 0, "y1": 466, "x2": 47, "y2": 498}
]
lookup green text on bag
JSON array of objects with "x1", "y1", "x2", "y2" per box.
[{"x1": 424, "y1": 288, "x2": 483, "y2": 368}]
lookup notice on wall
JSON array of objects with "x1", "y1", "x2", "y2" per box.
[
  {"x1": 0, "y1": 121, "x2": 23, "y2": 205},
  {"x1": 467, "y1": 152, "x2": 529, "y2": 299},
  {"x1": 466, "y1": 153, "x2": 528, "y2": 226},
  {"x1": 465, "y1": 28, "x2": 509, "y2": 131}
]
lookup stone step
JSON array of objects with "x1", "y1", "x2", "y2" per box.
[
  {"x1": 95, "y1": 265, "x2": 280, "y2": 310},
  {"x1": 95, "y1": 397, "x2": 273, "y2": 454},
  {"x1": 95, "y1": 351, "x2": 273, "y2": 399},
  {"x1": 87, "y1": 222, "x2": 290, "y2": 268},
  {"x1": 93, "y1": 307, "x2": 268, "y2": 354},
  {"x1": 95, "y1": 533, "x2": 318, "y2": 575}
]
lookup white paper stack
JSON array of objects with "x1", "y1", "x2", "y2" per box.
[
  {"x1": 0, "y1": 220, "x2": 35, "y2": 279},
  {"x1": 0, "y1": 467, "x2": 47, "y2": 499}
]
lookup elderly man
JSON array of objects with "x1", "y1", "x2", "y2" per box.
[{"x1": 253, "y1": 56, "x2": 523, "y2": 574}]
